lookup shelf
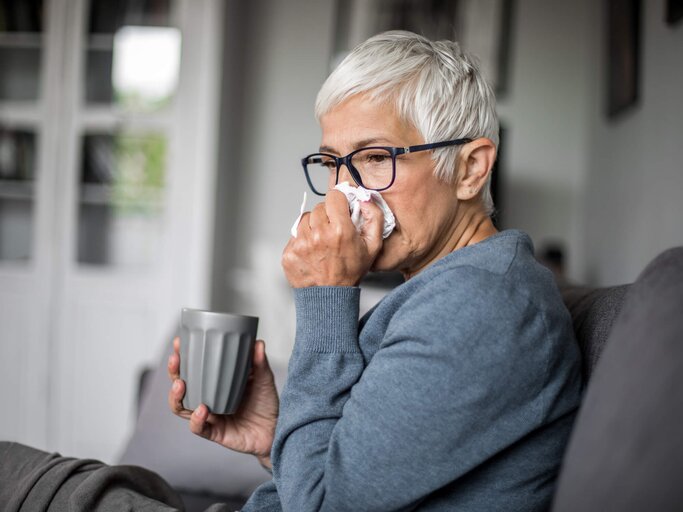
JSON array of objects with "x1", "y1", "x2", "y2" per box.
[
  {"x1": 0, "y1": 179, "x2": 34, "y2": 200},
  {"x1": 0, "y1": 32, "x2": 43, "y2": 49},
  {"x1": 80, "y1": 183, "x2": 163, "y2": 209},
  {"x1": 88, "y1": 34, "x2": 115, "y2": 52},
  {"x1": 78, "y1": 107, "x2": 172, "y2": 131},
  {"x1": 80, "y1": 183, "x2": 112, "y2": 204},
  {"x1": 0, "y1": 103, "x2": 40, "y2": 125}
]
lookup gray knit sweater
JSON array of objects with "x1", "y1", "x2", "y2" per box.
[{"x1": 242, "y1": 229, "x2": 582, "y2": 511}]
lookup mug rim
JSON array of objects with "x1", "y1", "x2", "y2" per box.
[{"x1": 181, "y1": 307, "x2": 259, "y2": 323}]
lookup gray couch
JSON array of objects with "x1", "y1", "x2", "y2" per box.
[
  {"x1": 120, "y1": 247, "x2": 683, "y2": 511},
  {"x1": 552, "y1": 246, "x2": 683, "y2": 511}
]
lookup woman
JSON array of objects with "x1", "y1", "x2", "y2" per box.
[{"x1": 168, "y1": 31, "x2": 582, "y2": 511}]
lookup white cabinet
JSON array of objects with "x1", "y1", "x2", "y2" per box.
[{"x1": 0, "y1": 0, "x2": 222, "y2": 463}]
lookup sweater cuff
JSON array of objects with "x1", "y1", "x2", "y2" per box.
[{"x1": 293, "y1": 286, "x2": 361, "y2": 353}]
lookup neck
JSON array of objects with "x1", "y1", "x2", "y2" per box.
[{"x1": 401, "y1": 201, "x2": 498, "y2": 280}]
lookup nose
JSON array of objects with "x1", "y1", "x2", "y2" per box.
[{"x1": 336, "y1": 162, "x2": 357, "y2": 187}]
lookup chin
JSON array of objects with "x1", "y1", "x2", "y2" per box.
[{"x1": 370, "y1": 246, "x2": 405, "y2": 273}]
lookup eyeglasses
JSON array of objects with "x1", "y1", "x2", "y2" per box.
[{"x1": 301, "y1": 138, "x2": 472, "y2": 196}]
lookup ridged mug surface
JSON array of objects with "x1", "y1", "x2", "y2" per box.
[{"x1": 179, "y1": 308, "x2": 258, "y2": 414}]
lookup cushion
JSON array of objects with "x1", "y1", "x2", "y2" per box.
[
  {"x1": 560, "y1": 283, "x2": 630, "y2": 380},
  {"x1": 552, "y1": 247, "x2": 683, "y2": 511},
  {"x1": 119, "y1": 344, "x2": 287, "y2": 504}
]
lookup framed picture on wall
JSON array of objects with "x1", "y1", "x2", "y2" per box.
[
  {"x1": 666, "y1": 0, "x2": 683, "y2": 25},
  {"x1": 606, "y1": 0, "x2": 641, "y2": 119}
]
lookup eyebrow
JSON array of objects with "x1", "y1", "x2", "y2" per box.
[{"x1": 319, "y1": 137, "x2": 397, "y2": 155}]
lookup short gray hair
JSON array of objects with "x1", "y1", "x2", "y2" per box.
[{"x1": 316, "y1": 31, "x2": 499, "y2": 214}]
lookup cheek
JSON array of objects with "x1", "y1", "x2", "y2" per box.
[
  {"x1": 384, "y1": 205, "x2": 425, "y2": 254},
  {"x1": 389, "y1": 193, "x2": 454, "y2": 251},
  {"x1": 387, "y1": 193, "x2": 429, "y2": 234}
]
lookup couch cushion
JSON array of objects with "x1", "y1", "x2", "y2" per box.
[
  {"x1": 560, "y1": 283, "x2": 630, "y2": 380},
  {"x1": 552, "y1": 247, "x2": 683, "y2": 511}
]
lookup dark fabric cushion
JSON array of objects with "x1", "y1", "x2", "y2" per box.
[
  {"x1": 552, "y1": 247, "x2": 683, "y2": 512},
  {"x1": 560, "y1": 283, "x2": 630, "y2": 380}
]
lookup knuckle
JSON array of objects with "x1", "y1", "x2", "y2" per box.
[
  {"x1": 327, "y1": 189, "x2": 344, "y2": 201},
  {"x1": 281, "y1": 250, "x2": 296, "y2": 267},
  {"x1": 311, "y1": 231, "x2": 323, "y2": 246},
  {"x1": 189, "y1": 413, "x2": 204, "y2": 430},
  {"x1": 333, "y1": 224, "x2": 346, "y2": 241}
]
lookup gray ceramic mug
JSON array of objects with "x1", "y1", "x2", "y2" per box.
[{"x1": 179, "y1": 308, "x2": 259, "y2": 414}]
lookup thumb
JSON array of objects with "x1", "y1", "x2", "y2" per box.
[
  {"x1": 359, "y1": 200, "x2": 384, "y2": 256},
  {"x1": 253, "y1": 340, "x2": 275, "y2": 380},
  {"x1": 189, "y1": 404, "x2": 214, "y2": 440}
]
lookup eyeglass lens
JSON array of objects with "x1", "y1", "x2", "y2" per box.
[{"x1": 304, "y1": 148, "x2": 394, "y2": 195}]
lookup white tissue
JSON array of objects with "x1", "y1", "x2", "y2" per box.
[
  {"x1": 290, "y1": 182, "x2": 396, "y2": 239},
  {"x1": 334, "y1": 182, "x2": 396, "y2": 239},
  {"x1": 290, "y1": 191, "x2": 308, "y2": 238}
]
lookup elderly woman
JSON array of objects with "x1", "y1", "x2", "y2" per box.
[{"x1": 167, "y1": 31, "x2": 582, "y2": 511}]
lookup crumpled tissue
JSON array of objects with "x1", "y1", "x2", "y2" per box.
[{"x1": 290, "y1": 182, "x2": 396, "y2": 239}]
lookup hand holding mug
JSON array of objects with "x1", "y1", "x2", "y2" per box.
[{"x1": 168, "y1": 336, "x2": 279, "y2": 469}]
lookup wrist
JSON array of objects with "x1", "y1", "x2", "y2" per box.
[{"x1": 257, "y1": 454, "x2": 272, "y2": 472}]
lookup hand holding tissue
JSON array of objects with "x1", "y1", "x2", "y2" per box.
[
  {"x1": 284, "y1": 182, "x2": 395, "y2": 287},
  {"x1": 290, "y1": 182, "x2": 396, "y2": 239}
]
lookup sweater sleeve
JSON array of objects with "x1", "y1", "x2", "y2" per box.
[
  {"x1": 271, "y1": 286, "x2": 365, "y2": 510},
  {"x1": 241, "y1": 479, "x2": 282, "y2": 511},
  {"x1": 271, "y1": 272, "x2": 565, "y2": 511}
]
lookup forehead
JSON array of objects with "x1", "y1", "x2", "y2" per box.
[{"x1": 319, "y1": 93, "x2": 422, "y2": 149}]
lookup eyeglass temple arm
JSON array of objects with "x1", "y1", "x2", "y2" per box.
[{"x1": 404, "y1": 138, "x2": 473, "y2": 154}]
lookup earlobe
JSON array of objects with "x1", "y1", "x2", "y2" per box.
[{"x1": 455, "y1": 138, "x2": 496, "y2": 201}]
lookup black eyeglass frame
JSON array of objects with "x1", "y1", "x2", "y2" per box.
[{"x1": 301, "y1": 137, "x2": 473, "y2": 196}]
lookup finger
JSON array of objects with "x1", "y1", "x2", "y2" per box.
[
  {"x1": 296, "y1": 212, "x2": 312, "y2": 238},
  {"x1": 168, "y1": 353, "x2": 180, "y2": 381},
  {"x1": 308, "y1": 202, "x2": 329, "y2": 231},
  {"x1": 248, "y1": 340, "x2": 263, "y2": 381},
  {"x1": 168, "y1": 338, "x2": 181, "y2": 380},
  {"x1": 324, "y1": 189, "x2": 352, "y2": 227},
  {"x1": 281, "y1": 239, "x2": 296, "y2": 271},
  {"x1": 168, "y1": 378, "x2": 192, "y2": 419},
  {"x1": 253, "y1": 339, "x2": 269, "y2": 370},
  {"x1": 252, "y1": 340, "x2": 276, "y2": 387},
  {"x1": 189, "y1": 404, "x2": 212, "y2": 439},
  {"x1": 359, "y1": 199, "x2": 384, "y2": 256},
  {"x1": 252, "y1": 338, "x2": 264, "y2": 365}
]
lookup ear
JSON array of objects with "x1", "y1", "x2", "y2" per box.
[{"x1": 455, "y1": 138, "x2": 497, "y2": 201}]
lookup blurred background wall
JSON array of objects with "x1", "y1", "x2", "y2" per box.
[
  {"x1": 584, "y1": 0, "x2": 683, "y2": 285},
  {"x1": 0, "y1": 0, "x2": 681, "y2": 464}
]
